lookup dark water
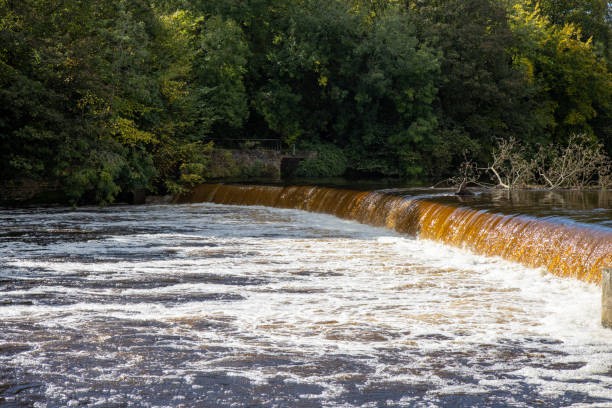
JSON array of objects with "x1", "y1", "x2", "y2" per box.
[
  {"x1": 1, "y1": 202, "x2": 611, "y2": 407},
  {"x1": 409, "y1": 189, "x2": 612, "y2": 229}
]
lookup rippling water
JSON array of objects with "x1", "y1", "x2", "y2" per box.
[{"x1": 1, "y1": 203, "x2": 612, "y2": 407}]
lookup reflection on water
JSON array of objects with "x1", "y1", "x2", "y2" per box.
[
  {"x1": 1, "y1": 203, "x2": 612, "y2": 407},
  {"x1": 266, "y1": 180, "x2": 612, "y2": 227},
  {"x1": 417, "y1": 189, "x2": 612, "y2": 228}
]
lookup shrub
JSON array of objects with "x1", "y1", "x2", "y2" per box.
[
  {"x1": 240, "y1": 160, "x2": 280, "y2": 179},
  {"x1": 155, "y1": 140, "x2": 213, "y2": 195},
  {"x1": 295, "y1": 143, "x2": 348, "y2": 178}
]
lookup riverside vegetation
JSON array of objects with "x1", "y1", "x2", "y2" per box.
[{"x1": 1, "y1": 0, "x2": 611, "y2": 204}]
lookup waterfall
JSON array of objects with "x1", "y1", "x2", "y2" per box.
[{"x1": 179, "y1": 184, "x2": 612, "y2": 283}]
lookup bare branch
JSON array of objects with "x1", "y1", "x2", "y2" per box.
[
  {"x1": 536, "y1": 134, "x2": 612, "y2": 189},
  {"x1": 483, "y1": 137, "x2": 535, "y2": 189}
]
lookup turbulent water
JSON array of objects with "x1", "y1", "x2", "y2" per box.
[
  {"x1": 182, "y1": 184, "x2": 612, "y2": 283},
  {"x1": 1, "y1": 202, "x2": 612, "y2": 407}
]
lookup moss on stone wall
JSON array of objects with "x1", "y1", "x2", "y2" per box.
[{"x1": 208, "y1": 149, "x2": 281, "y2": 181}]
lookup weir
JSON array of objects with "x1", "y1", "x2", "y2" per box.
[{"x1": 178, "y1": 184, "x2": 612, "y2": 284}]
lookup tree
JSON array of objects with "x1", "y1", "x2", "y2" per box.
[
  {"x1": 0, "y1": 0, "x2": 140, "y2": 203},
  {"x1": 536, "y1": 0, "x2": 611, "y2": 62},
  {"x1": 191, "y1": 15, "x2": 250, "y2": 138},
  {"x1": 347, "y1": 10, "x2": 440, "y2": 176},
  {"x1": 509, "y1": 2, "x2": 612, "y2": 146},
  {"x1": 254, "y1": 0, "x2": 440, "y2": 176},
  {"x1": 1, "y1": 0, "x2": 177, "y2": 203},
  {"x1": 407, "y1": 0, "x2": 534, "y2": 177}
]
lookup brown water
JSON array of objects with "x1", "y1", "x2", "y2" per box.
[
  {"x1": 179, "y1": 184, "x2": 612, "y2": 283},
  {"x1": 409, "y1": 189, "x2": 612, "y2": 228}
]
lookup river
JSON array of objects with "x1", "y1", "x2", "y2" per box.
[{"x1": 1, "y1": 193, "x2": 612, "y2": 407}]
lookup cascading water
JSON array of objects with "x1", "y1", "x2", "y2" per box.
[{"x1": 180, "y1": 184, "x2": 612, "y2": 283}]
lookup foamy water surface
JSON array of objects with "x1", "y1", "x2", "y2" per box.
[{"x1": 1, "y1": 203, "x2": 611, "y2": 407}]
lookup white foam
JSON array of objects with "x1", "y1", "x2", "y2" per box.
[{"x1": 1, "y1": 202, "x2": 611, "y2": 405}]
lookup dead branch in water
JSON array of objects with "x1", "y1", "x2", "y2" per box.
[
  {"x1": 443, "y1": 134, "x2": 612, "y2": 191},
  {"x1": 480, "y1": 137, "x2": 535, "y2": 190},
  {"x1": 535, "y1": 134, "x2": 612, "y2": 189}
]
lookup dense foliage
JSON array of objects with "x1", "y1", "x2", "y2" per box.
[{"x1": 1, "y1": 0, "x2": 610, "y2": 203}]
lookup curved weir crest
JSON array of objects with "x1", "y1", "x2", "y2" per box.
[{"x1": 180, "y1": 184, "x2": 612, "y2": 283}]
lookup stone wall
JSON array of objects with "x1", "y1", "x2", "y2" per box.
[
  {"x1": 0, "y1": 179, "x2": 60, "y2": 205},
  {"x1": 207, "y1": 148, "x2": 316, "y2": 181},
  {"x1": 208, "y1": 149, "x2": 283, "y2": 180}
]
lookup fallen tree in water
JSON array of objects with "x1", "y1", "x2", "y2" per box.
[{"x1": 535, "y1": 134, "x2": 612, "y2": 190}]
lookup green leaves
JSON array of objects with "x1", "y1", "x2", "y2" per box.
[
  {"x1": 509, "y1": 2, "x2": 612, "y2": 144},
  {"x1": 154, "y1": 140, "x2": 213, "y2": 194},
  {"x1": 295, "y1": 143, "x2": 348, "y2": 178},
  {"x1": 1, "y1": 0, "x2": 610, "y2": 203},
  {"x1": 411, "y1": 0, "x2": 533, "y2": 170},
  {"x1": 351, "y1": 10, "x2": 439, "y2": 175},
  {"x1": 191, "y1": 16, "x2": 250, "y2": 134},
  {"x1": 250, "y1": 1, "x2": 440, "y2": 176}
]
